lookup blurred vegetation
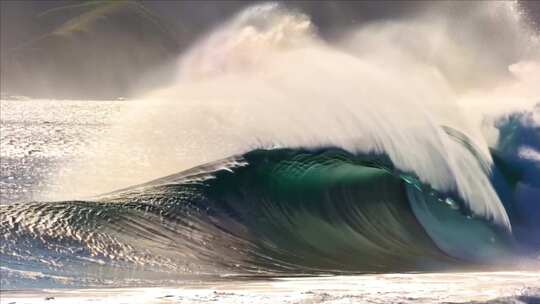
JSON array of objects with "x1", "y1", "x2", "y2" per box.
[
  {"x1": 1, "y1": 0, "x2": 180, "y2": 99},
  {"x1": 1, "y1": 0, "x2": 538, "y2": 99}
]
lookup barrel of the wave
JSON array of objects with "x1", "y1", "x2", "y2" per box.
[
  {"x1": 194, "y1": 148, "x2": 459, "y2": 273},
  {"x1": 165, "y1": 147, "x2": 527, "y2": 273}
]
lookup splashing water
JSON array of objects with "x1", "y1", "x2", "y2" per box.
[{"x1": 2, "y1": 1, "x2": 539, "y2": 289}]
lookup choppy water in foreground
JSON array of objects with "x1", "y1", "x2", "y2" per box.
[{"x1": 2, "y1": 273, "x2": 540, "y2": 304}]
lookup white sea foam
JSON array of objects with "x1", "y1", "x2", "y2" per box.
[{"x1": 50, "y1": 2, "x2": 540, "y2": 230}]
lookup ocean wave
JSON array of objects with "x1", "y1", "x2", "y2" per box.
[
  {"x1": 0, "y1": 143, "x2": 528, "y2": 287},
  {"x1": 2, "y1": 1, "x2": 539, "y2": 289}
]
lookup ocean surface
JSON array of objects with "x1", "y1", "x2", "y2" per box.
[
  {"x1": 1, "y1": 2, "x2": 540, "y2": 303},
  {"x1": 0, "y1": 99, "x2": 125, "y2": 204},
  {"x1": 1, "y1": 99, "x2": 539, "y2": 304}
]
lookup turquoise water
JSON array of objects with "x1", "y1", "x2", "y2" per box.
[{"x1": 0, "y1": 100, "x2": 538, "y2": 289}]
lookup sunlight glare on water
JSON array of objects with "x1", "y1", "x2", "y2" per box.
[{"x1": 0, "y1": 99, "x2": 125, "y2": 204}]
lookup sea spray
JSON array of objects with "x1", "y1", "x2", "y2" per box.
[
  {"x1": 2, "y1": 2, "x2": 540, "y2": 288},
  {"x1": 48, "y1": 2, "x2": 538, "y2": 228}
]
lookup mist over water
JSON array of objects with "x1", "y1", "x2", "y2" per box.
[{"x1": 47, "y1": 2, "x2": 539, "y2": 229}]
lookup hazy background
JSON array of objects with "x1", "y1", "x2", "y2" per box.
[{"x1": 1, "y1": 0, "x2": 539, "y2": 99}]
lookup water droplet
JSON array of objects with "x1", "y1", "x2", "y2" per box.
[{"x1": 444, "y1": 198, "x2": 459, "y2": 210}]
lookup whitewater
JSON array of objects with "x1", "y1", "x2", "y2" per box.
[{"x1": 1, "y1": 1, "x2": 540, "y2": 303}]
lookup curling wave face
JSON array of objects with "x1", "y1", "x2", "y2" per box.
[{"x1": 0, "y1": 146, "x2": 518, "y2": 287}]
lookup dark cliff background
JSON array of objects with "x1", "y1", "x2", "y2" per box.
[{"x1": 1, "y1": 0, "x2": 539, "y2": 100}]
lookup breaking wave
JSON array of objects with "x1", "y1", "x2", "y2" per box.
[{"x1": 1, "y1": 2, "x2": 539, "y2": 288}]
